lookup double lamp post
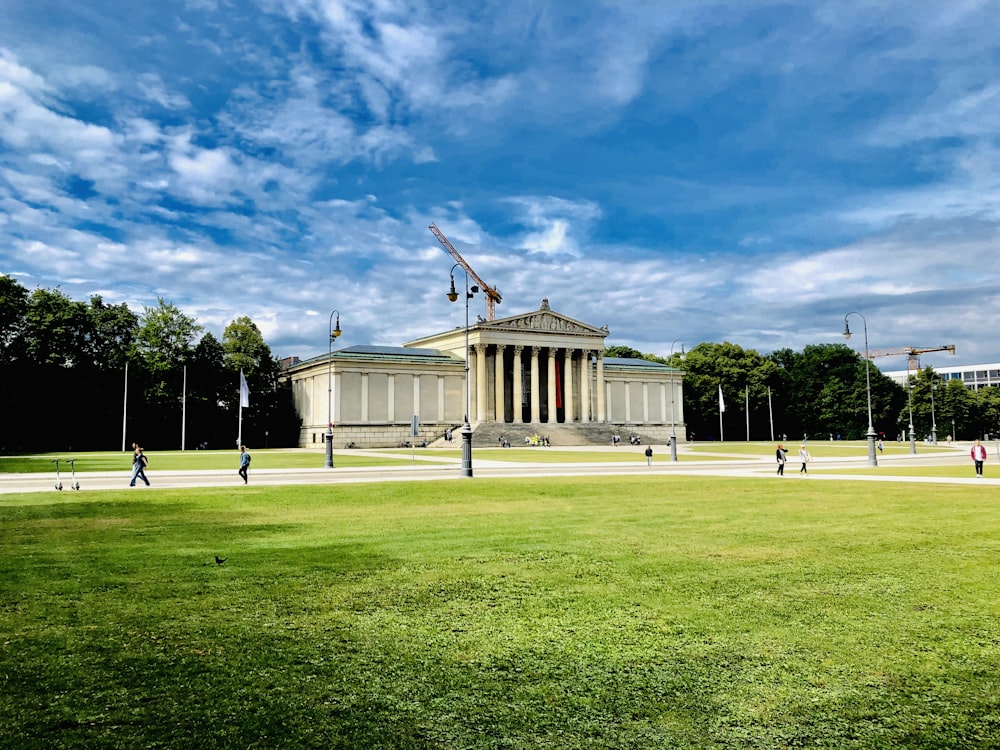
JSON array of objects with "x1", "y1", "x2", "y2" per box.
[
  {"x1": 843, "y1": 311, "x2": 878, "y2": 467},
  {"x1": 447, "y1": 264, "x2": 478, "y2": 478},
  {"x1": 325, "y1": 309, "x2": 342, "y2": 468}
]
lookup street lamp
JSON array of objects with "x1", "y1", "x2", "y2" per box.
[
  {"x1": 907, "y1": 376, "x2": 917, "y2": 454},
  {"x1": 843, "y1": 312, "x2": 878, "y2": 467},
  {"x1": 669, "y1": 340, "x2": 685, "y2": 462},
  {"x1": 448, "y1": 264, "x2": 478, "y2": 478},
  {"x1": 930, "y1": 382, "x2": 938, "y2": 446},
  {"x1": 325, "y1": 309, "x2": 342, "y2": 468}
]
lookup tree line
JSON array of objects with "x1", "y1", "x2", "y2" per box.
[
  {"x1": 4, "y1": 273, "x2": 998, "y2": 452},
  {"x1": 0, "y1": 275, "x2": 299, "y2": 452},
  {"x1": 606, "y1": 342, "x2": 1000, "y2": 443}
]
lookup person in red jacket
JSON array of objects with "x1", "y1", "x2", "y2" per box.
[{"x1": 971, "y1": 439, "x2": 987, "y2": 477}]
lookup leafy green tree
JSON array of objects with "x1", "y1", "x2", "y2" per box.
[
  {"x1": 223, "y1": 316, "x2": 273, "y2": 376},
  {"x1": 185, "y1": 332, "x2": 229, "y2": 448},
  {"x1": 222, "y1": 316, "x2": 298, "y2": 447},
  {"x1": 605, "y1": 345, "x2": 646, "y2": 360},
  {"x1": 135, "y1": 299, "x2": 202, "y2": 447},
  {"x1": 679, "y1": 342, "x2": 780, "y2": 440},
  {"x1": 0, "y1": 274, "x2": 28, "y2": 355},
  {"x1": 23, "y1": 287, "x2": 90, "y2": 367},
  {"x1": 138, "y1": 299, "x2": 202, "y2": 378},
  {"x1": 83, "y1": 296, "x2": 139, "y2": 371}
]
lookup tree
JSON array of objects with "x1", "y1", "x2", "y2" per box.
[
  {"x1": 679, "y1": 342, "x2": 780, "y2": 440},
  {"x1": 222, "y1": 316, "x2": 297, "y2": 447},
  {"x1": 605, "y1": 345, "x2": 646, "y2": 360},
  {"x1": 185, "y1": 332, "x2": 229, "y2": 449},
  {"x1": 0, "y1": 274, "x2": 28, "y2": 356},
  {"x1": 135, "y1": 299, "x2": 202, "y2": 447}
]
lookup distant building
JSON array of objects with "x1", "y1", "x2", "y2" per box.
[
  {"x1": 884, "y1": 363, "x2": 1000, "y2": 390},
  {"x1": 283, "y1": 299, "x2": 685, "y2": 448}
]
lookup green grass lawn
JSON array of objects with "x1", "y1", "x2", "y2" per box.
[{"x1": 2, "y1": 477, "x2": 999, "y2": 748}]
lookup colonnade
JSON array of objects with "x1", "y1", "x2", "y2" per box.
[{"x1": 468, "y1": 344, "x2": 606, "y2": 424}]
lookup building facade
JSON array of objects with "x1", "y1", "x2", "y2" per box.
[
  {"x1": 284, "y1": 299, "x2": 684, "y2": 447},
  {"x1": 884, "y1": 363, "x2": 1000, "y2": 390}
]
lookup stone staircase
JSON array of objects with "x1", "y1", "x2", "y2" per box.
[{"x1": 461, "y1": 422, "x2": 651, "y2": 448}]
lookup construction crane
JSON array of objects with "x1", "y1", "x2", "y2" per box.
[
  {"x1": 429, "y1": 223, "x2": 502, "y2": 320},
  {"x1": 866, "y1": 345, "x2": 956, "y2": 373}
]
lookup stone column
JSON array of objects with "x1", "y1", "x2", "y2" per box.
[
  {"x1": 563, "y1": 350, "x2": 575, "y2": 422},
  {"x1": 530, "y1": 346, "x2": 541, "y2": 424},
  {"x1": 580, "y1": 350, "x2": 591, "y2": 422},
  {"x1": 494, "y1": 344, "x2": 505, "y2": 422},
  {"x1": 513, "y1": 345, "x2": 524, "y2": 424},
  {"x1": 476, "y1": 343, "x2": 488, "y2": 424},
  {"x1": 361, "y1": 373, "x2": 369, "y2": 422},
  {"x1": 547, "y1": 349, "x2": 557, "y2": 423},
  {"x1": 596, "y1": 351, "x2": 606, "y2": 422},
  {"x1": 387, "y1": 374, "x2": 395, "y2": 422}
]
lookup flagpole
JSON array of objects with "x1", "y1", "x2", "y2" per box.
[
  {"x1": 768, "y1": 386, "x2": 774, "y2": 441},
  {"x1": 181, "y1": 365, "x2": 187, "y2": 451},
  {"x1": 745, "y1": 385, "x2": 750, "y2": 441},
  {"x1": 121, "y1": 362, "x2": 128, "y2": 452},
  {"x1": 718, "y1": 384, "x2": 725, "y2": 442},
  {"x1": 238, "y1": 370, "x2": 250, "y2": 448}
]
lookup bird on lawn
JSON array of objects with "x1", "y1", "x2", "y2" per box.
[{"x1": 214, "y1": 556, "x2": 227, "y2": 565}]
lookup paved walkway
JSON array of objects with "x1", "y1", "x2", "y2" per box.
[{"x1": 2, "y1": 443, "x2": 996, "y2": 494}]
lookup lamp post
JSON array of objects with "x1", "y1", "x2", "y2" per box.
[
  {"x1": 843, "y1": 312, "x2": 878, "y2": 467},
  {"x1": 448, "y1": 264, "x2": 478, "y2": 478},
  {"x1": 669, "y1": 340, "x2": 685, "y2": 462},
  {"x1": 930, "y1": 382, "x2": 938, "y2": 446},
  {"x1": 907, "y1": 377, "x2": 917, "y2": 454},
  {"x1": 325, "y1": 309, "x2": 342, "y2": 468}
]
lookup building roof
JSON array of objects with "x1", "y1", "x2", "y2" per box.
[
  {"x1": 604, "y1": 357, "x2": 679, "y2": 371},
  {"x1": 287, "y1": 344, "x2": 461, "y2": 371}
]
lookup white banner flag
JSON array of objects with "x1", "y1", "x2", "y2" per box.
[
  {"x1": 718, "y1": 384, "x2": 726, "y2": 413},
  {"x1": 239, "y1": 370, "x2": 250, "y2": 408}
]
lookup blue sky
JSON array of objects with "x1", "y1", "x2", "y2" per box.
[{"x1": 2, "y1": 0, "x2": 999, "y2": 370}]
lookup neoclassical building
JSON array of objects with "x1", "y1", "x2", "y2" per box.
[{"x1": 285, "y1": 299, "x2": 684, "y2": 447}]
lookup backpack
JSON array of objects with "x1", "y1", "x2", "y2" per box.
[
  {"x1": 246, "y1": 454, "x2": 251, "y2": 464},
  {"x1": 141, "y1": 454, "x2": 148, "y2": 467}
]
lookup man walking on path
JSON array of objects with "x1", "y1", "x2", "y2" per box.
[
  {"x1": 971, "y1": 439, "x2": 987, "y2": 477},
  {"x1": 644, "y1": 445, "x2": 653, "y2": 467},
  {"x1": 129, "y1": 443, "x2": 150, "y2": 487},
  {"x1": 239, "y1": 445, "x2": 251, "y2": 484}
]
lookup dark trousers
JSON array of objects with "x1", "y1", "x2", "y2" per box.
[{"x1": 239, "y1": 466, "x2": 248, "y2": 483}]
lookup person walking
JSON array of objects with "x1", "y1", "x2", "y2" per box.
[
  {"x1": 644, "y1": 445, "x2": 653, "y2": 467},
  {"x1": 798, "y1": 444, "x2": 811, "y2": 474},
  {"x1": 971, "y1": 439, "x2": 987, "y2": 477},
  {"x1": 238, "y1": 445, "x2": 251, "y2": 484},
  {"x1": 129, "y1": 443, "x2": 150, "y2": 487},
  {"x1": 775, "y1": 443, "x2": 787, "y2": 476}
]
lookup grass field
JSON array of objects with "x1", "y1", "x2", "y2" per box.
[
  {"x1": 1, "y1": 440, "x2": 969, "y2": 474},
  {"x1": 2, "y1": 476, "x2": 999, "y2": 748}
]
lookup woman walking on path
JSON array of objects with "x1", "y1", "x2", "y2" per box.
[
  {"x1": 971, "y1": 439, "x2": 987, "y2": 477},
  {"x1": 775, "y1": 444, "x2": 787, "y2": 476},
  {"x1": 798, "y1": 444, "x2": 811, "y2": 474}
]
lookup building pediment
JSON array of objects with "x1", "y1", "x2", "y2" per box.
[{"x1": 484, "y1": 300, "x2": 608, "y2": 338}]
